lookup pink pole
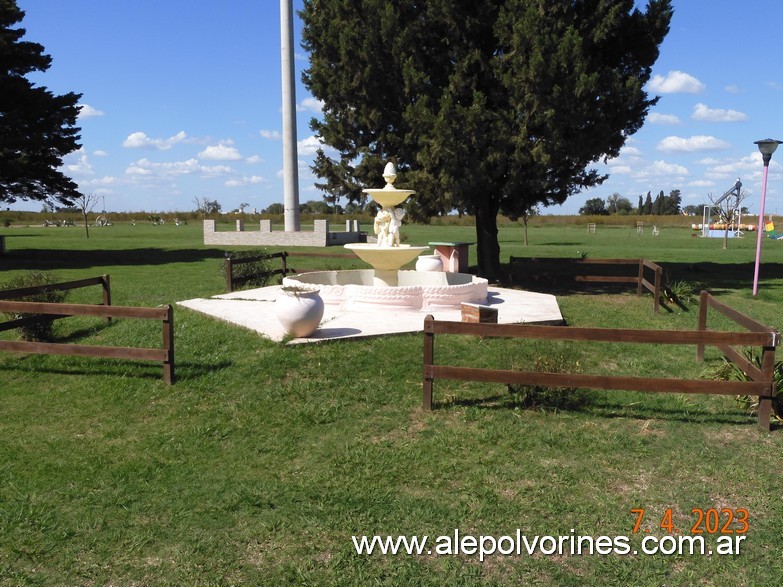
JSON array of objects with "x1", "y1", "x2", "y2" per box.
[{"x1": 752, "y1": 163, "x2": 771, "y2": 296}]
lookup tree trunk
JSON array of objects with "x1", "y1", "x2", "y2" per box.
[{"x1": 474, "y1": 197, "x2": 501, "y2": 280}]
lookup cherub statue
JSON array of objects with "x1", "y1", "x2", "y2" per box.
[
  {"x1": 374, "y1": 209, "x2": 392, "y2": 247},
  {"x1": 388, "y1": 208, "x2": 405, "y2": 247}
]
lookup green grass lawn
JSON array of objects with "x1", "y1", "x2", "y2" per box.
[{"x1": 1, "y1": 221, "x2": 782, "y2": 586}]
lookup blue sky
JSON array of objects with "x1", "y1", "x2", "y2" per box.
[{"x1": 10, "y1": 1, "x2": 783, "y2": 216}]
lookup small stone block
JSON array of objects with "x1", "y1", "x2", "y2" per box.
[{"x1": 461, "y1": 302, "x2": 498, "y2": 323}]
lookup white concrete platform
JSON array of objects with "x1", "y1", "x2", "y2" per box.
[{"x1": 177, "y1": 285, "x2": 563, "y2": 344}]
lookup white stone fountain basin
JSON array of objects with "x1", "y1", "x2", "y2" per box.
[
  {"x1": 362, "y1": 187, "x2": 415, "y2": 209},
  {"x1": 343, "y1": 243, "x2": 428, "y2": 271},
  {"x1": 282, "y1": 270, "x2": 488, "y2": 312}
]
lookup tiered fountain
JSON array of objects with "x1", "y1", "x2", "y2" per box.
[
  {"x1": 344, "y1": 162, "x2": 428, "y2": 286},
  {"x1": 282, "y1": 162, "x2": 487, "y2": 311}
]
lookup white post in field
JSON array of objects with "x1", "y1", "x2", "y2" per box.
[{"x1": 280, "y1": 0, "x2": 300, "y2": 231}]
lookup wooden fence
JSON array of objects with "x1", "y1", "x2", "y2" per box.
[
  {"x1": 0, "y1": 274, "x2": 112, "y2": 311},
  {"x1": 0, "y1": 275, "x2": 174, "y2": 384},
  {"x1": 422, "y1": 291, "x2": 779, "y2": 430},
  {"x1": 509, "y1": 257, "x2": 662, "y2": 312},
  {"x1": 224, "y1": 250, "x2": 357, "y2": 292}
]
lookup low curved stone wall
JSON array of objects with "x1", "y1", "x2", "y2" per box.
[{"x1": 282, "y1": 270, "x2": 488, "y2": 311}]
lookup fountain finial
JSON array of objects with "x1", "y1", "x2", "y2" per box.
[{"x1": 382, "y1": 162, "x2": 397, "y2": 188}]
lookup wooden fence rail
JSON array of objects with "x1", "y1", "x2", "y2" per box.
[
  {"x1": 509, "y1": 257, "x2": 662, "y2": 312},
  {"x1": 422, "y1": 291, "x2": 779, "y2": 430},
  {"x1": 224, "y1": 250, "x2": 358, "y2": 292},
  {"x1": 0, "y1": 273, "x2": 111, "y2": 306},
  {"x1": 0, "y1": 275, "x2": 174, "y2": 384}
]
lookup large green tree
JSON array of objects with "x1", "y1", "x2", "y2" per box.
[
  {"x1": 0, "y1": 1, "x2": 82, "y2": 205},
  {"x1": 301, "y1": 0, "x2": 672, "y2": 277}
]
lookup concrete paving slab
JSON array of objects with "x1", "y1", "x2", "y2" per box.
[{"x1": 177, "y1": 285, "x2": 563, "y2": 343}]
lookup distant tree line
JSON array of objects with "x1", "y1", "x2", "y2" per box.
[
  {"x1": 579, "y1": 190, "x2": 682, "y2": 216},
  {"x1": 260, "y1": 200, "x2": 373, "y2": 215}
]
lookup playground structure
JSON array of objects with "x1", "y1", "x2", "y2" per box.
[
  {"x1": 696, "y1": 178, "x2": 748, "y2": 238},
  {"x1": 692, "y1": 221, "x2": 756, "y2": 238}
]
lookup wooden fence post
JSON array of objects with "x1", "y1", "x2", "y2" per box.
[
  {"x1": 423, "y1": 315, "x2": 435, "y2": 410},
  {"x1": 281, "y1": 251, "x2": 288, "y2": 277},
  {"x1": 696, "y1": 290, "x2": 709, "y2": 362},
  {"x1": 653, "y1": 264, "x2": 661, "y2": 313},
  {"x1": 637, "y1": 259, "x2": 644, "y2": 296},
  {"x1": 162, "y1": 304, "x2": 175, "y2": 385},
  {"x1": 225, "y1": 254, "x2": 234, "y2": 292},
  {"x1": 758, "y1": 343, "x2": 776, "y2": 431},
  {"x1": 101, "y1": 274, "x2": 112, "y2": 322}
]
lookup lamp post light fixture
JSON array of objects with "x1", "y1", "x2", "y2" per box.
[{"x1": 752, "y1": 138, "x2": 782, "y2": 296}]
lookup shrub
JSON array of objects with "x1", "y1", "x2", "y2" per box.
[
  {"x1": 663, "y1": 279, "x2": 703, "y2": 306},
  {"x1": 220, "y1": 250, "x2": 273, "y2": 290},
  {"x1": 1, "y1": 271, "x2": 68, "y2": 341},
  {"x1": 506, "y1": 354, "x2": 591, "y2": 411},
  {"x1": 702, "y1": 348, "x2": 783, "y2": 421}
]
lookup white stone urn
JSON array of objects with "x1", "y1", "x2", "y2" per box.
[
  {"x1": 415, "y1": 254, "x2": 444, "y2": 272},
  {"x1": 275, "y1": 286, "x2": 324, "y2": 338}
]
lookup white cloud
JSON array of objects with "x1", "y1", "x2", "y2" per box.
[
  {"x1": 91, "y1": 187, "x2": 113, "y2": 197},
  {"x1": 84, "y1": 176, "x2": 117, "y2": 186},
  {"x1": 276, "y1": 158, "x2": 318, "y2": 180},
  {"x1": 648, "y1": 160, "x2": 689, "y2": 176},
  {"x1": 688, "y1": 179, "x2": 714, "y2": 187},
  {"x1": 297, "y1": 97, "x2": 324, "y2": 112},
  {"x1": 692, "y1": 103, "x2": 747, "y2": 122},
  {"x1": 607, "y1": 165, "x2": 632, "y2": 174},
  {"x1": 657, "y1": 135, "x2": 730, "y2": 152},
  {"x1": 260, "y1": 129, "x2": 282, "y2": 140},
  {"x1": 648, "y1": 112, "x2": 680, "y2": 125},
  {"x1": 200, "y1": 164, "x2": 234, "y2": 177},
  {"x1": 245, "y1": 155, "x2": 263, "y2": 164},
  {"x1": 725, "y1": 85, "x2": 742, "y2": 94},
  {"x1": 706, "y1": 152, "x2": 762, "y2": 177},
  {"x1": 93, "y1": 150, "x2": 109, "y2": 157},
  {"x1": 78, "y1": 104, "x2": 105, "y2": 119},
  {"x1": 123, "y1": 131, "x2": 187, "y2": 150},
  {"x1": 647, "y1": 70, "x2": 705, "y2": 94},
  {"x1": 199, "y1": 142, "x2": 242, "y2": 161},
  {"x1": 298, "y1": 135, "x2": 324, "y2": 156},
  {"x1": 125, "y1": 163, "x2": 153, "y2": 176},
  {"x1": 65, "y1": 152, "x2": 94, "y2": 175},
  {"x1": 125, "y1": 158, "x2": 200, "y2": 176},
  {"x1": 619, "y1": 146, "x2": 643, "y2": 158},
  {"x1": 225, "y1": 176, "x2": 268, "y2": 187}
]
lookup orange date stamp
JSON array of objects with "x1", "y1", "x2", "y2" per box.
[{"x1": 631, "y1": 507, "x2": 749, "y2": 535}]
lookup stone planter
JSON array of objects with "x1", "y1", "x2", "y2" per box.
[
  {"x1": 415, "y1": 254, "x2": 444, "y2": 272},
  {"x1": 274, "y1": 287, "x2": 324, "y2": 338}
]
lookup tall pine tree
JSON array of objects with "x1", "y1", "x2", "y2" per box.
[
  {"x1": 643, "y1": 191, "x2": 653, "y2": 215},
  {"x1": 652, "y1": 190, "x2": 664, "y2": 215},
  {"x1": 302, "y1": 0, "x2": 671, "y2": 277},
  {"x1": 0, "y1": 1, "x2": 82, "y2": 205}
]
